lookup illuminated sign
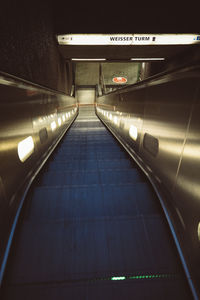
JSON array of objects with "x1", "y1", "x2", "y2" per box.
[
  {"x1": 57, "y1": 34, "x2": 200, "y2": 45},
  {"x1": 112, "y1": 77, "x2": 127, "y2": 84}
]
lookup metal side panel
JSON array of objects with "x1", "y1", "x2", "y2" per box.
[
  {"x1": 95, "y1": 65, "x2": 200, "y2": 299},
  {"x1": 0, "y1": 72, "x2": 78, "y2": 285}
]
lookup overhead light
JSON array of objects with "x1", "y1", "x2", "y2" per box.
[
  {"x1": 131, "y1": 58, "x2": 165, "y2": 61},
  {"x1": 71, "y1": 58, "x2": 106, "y2": 61}
]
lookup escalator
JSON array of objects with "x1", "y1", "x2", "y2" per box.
[{"x1": 1, "y1": 106, "x2": 192, "y2": 299}]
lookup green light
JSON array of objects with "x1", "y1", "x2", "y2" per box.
[
  {"x1": 111, "y1": 276, "x2": 126, "y2": 280},
  {"x1": 88, "y1": 273, "x2": 176, "y2": 284},
  {"x1": 126, "y1": 273, "x2": 174, "y2": 281},
  {"x1": 60, "y1": 273, "x2": 177, "y2": 285}
]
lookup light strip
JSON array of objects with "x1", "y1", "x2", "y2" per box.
[
  {"x1": 0, "y1": 78, "x2": 14, "y2": 86},
  {"x1": 108, "y1": 273, "x2": 176, "y2": 282},
  {"x1": 71, "y1": 58, "x2": 106, "y2": 61},
  {"x1": 129, "y1": 125, "x2": 138, "y2": 141},
  {"x1": 54, "y1": 273, "x2": 177, "y2": 284},
  {"x1": 51, "y1": 121, "x2": 57, "y2": 131},
  {"x1": 131, "y1": 58, "x2": 165, "y2": 61},
  {"x1": 58, "y1": 34, "x2": 200, "y2": 45},
  {"x1": 58, "y1": 117, "x2": 62, "y2": 126},
  {"x1": 17, "y1": 136, "x2": 34, "y2": 163},
  {"x1": 113, "y1": 116, "x2": 118, "y2": 125}
]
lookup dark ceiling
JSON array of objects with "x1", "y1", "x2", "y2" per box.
[
  {"x1": 52, "y1": 1, "x2": 198, "y2": 34},
  {"x1": 58, "y1": 44, "x2": 195, "y2": 61},
  {"x1": 53, "y1": 0, "x2": 199, "y2": 62}
]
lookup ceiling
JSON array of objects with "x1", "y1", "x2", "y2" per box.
[
  {"x1": 58, "y1": 44, "x2": 194, "y2": 61},
  {"x1": 52, "y1": 1, "x2": 199, "y2": 62},
  {"x1": 51, "y1": 1, "x2": 199, "y2": 88},
  {"x1": 52, "y1": 1, "x2": 198, "y2": 35}
]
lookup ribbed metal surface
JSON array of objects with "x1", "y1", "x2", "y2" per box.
[{"x1": 1, "y1": 106, "x2": 192, "y2": 299}]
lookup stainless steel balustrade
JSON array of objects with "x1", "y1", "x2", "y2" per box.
[{"x1": 96, "y1": 64, "x2": 200, "y2": 299}]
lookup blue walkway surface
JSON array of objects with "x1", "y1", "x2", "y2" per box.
[{"x1": 1, "y1": 106, "x2": 192, "y2": 299}]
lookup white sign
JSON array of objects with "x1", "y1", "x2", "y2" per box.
[{"x1": 57, "y1": 34, "x2": 200, "y2": 46}]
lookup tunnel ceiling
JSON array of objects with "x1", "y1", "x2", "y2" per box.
[
  {"x1": 58, "y1": 44, "x2": 194, "y2": 61},
  {"x1": 52, "y1": 2, "x2": 198, "y2": 62},
  {"x1": 52, "y1": 1, "x2": 198, "y2": 34}
]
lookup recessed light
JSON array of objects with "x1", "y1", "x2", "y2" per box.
[{"x1": 71, "y1": 58, "x2": 106, "y2": 61}]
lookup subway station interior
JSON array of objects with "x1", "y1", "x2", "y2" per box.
[{"x1": 0, "y1": 1, "x2": 200, "y2": 299}]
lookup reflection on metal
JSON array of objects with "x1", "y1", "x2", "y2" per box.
[
  {"x1": 96, "y1": 64, "x2": 200, "y2": 299},
  {"x1": 17, "y1": 136, "x2": 34, "y2": 163},
  {"x1": 198, "y1": 223, "x2": 200, "y2": 241},
  {"x1": 0, "y1": 177, "x2": 6, "y2": 204},
  {"x1": 58, "y1": 118, "x2": 62, "y2": 126},
  {"x1": 129, "y1": 125, "x2": 138, "y2": 141},
  {"x1": 175, "y1": 174, "x2": 200, "y2": 202},
  {"x1": 143, "y1": 133, "x2": 159, "y2": 157},
  {"x1": 0, "y1": 78, "x2": 14, "y2": 86},
  {"x1": 175, "y1": 207, "x2": 186, "y2": 229},
  {"x1": 57, "y1": 34, "x2": 200, "y2": 45},
  {"x1": 51, "y1": 121, "x2": 57, "y2": 131},
  {"x1": 39, "y1": 128, "x2": 48, "y2": 144},
  {"x1": 146, "y1": 165, "x2": 153, "y2": 173},
  {"x1": 0, "y1": 72, "x2": 78, "y2": 286},
  {"x1": 113, "y1": 116, "x2": 118, "y2": 125}
]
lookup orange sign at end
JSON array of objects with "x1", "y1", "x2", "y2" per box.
[{"x1": 112, "y1": 77, "x2": 127, "y2": 84}]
